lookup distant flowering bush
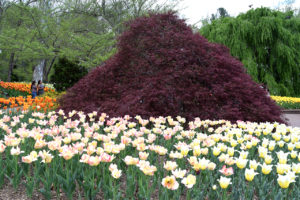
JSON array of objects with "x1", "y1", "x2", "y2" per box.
[
  {"x1": 0, "y1": 110, "x2": 299, "y2": 199},
  {"x1": 60, "y1": 12, "x2": 284, "y2": 123}
]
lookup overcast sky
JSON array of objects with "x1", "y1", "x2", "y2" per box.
[{"x1": 177, "y1": 0, "x2": 300, "y2": 25}]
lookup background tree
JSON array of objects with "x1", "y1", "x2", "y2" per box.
[
  {"x1": 0, "y1": 0, "x2": 181, "y2": 82},
  {"x1": 209, "y1": 7, "x2": 230, "y2": 22},
  {"x1": 200, "y1": 7, "x2": 300, "y2": 96},
  {"x1": 0, "y1": 0, "x2": 39, "y2": 81},
  {"x1": 67, "y1": 0, "x2": 182, "y2": 34}
]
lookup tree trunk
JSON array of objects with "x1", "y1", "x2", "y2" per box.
[
  {"x1": 7, "y1": 52, "x2": 15, "y2": 82},
  {"x1": 43, "y1": 59, "x2": 48, "y2": 81},
  {"x1": 43, "y1": 56, "x2": 56, "y2": 82}
]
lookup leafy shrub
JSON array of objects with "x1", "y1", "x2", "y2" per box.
[
  {"x1": 60, "y1": 12, "x2": 284, "y2": 123},
  {"x1": 50, "y1": 57, "x2": 88, "y2": 92},
  {"x1": 11, "y1": 72, "x2": 20, "y2": 82}
]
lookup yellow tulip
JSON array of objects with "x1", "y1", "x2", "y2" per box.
[
  {"x1": 264, "y1": 155, "x2": 273, "y2": 164},
  {"x1": 201, "y1": 148, "x2": 209, "y2": 155},
  {"x1": 230, "y1": 140, "x2": 238, "y2": 147},
  {"x1": 250, "y1": 160, "x2": 258, "y2": 170},
  {"x1": 239, "y1": 151, "x2": 248, "y2": 159},
  {"x1": 245, "y1": 168, "x2": 258, "y2": 181},
  {"x1": 289, "y1": 151, "x2": 296, "y2": 159},
  {"x1": 213, "y1": 147, "x2": 221, "y2": 156},
  {"x1": 208, "y1": 162, "x2": 216, "y2": 170},
  {"x1": 180, "y1": 146, "x2": 189, "y2": 156},
  {"x1": 193, "y1": 146, "x2": 201, "y2": 156},
  {"x1": 218, "y1": 153, "x2": 228, "y2": 163},
  {"x1": 283, "y1": 135, "x2": 290, "y2": 142},
  {"x1": 258, "y1": 146, "x2": 268, "y2": 158},
  {"x1": 181, "y1": 174, "x2": 196, "y2": 188},
  {"x1": 268, "y1": 141, "x2": 276, "y2": 151},
  {"x1": 218, "y1": 176, "x2": 231, "y2": 189},
  {"x1": 198, "y1": 158, "x2": 210, "y2": 170},
  {"x1": 63, "y1": 136, "x2": 71, "y2": 144},
  {"x1": 236, "y1": 158, "x2": 248, "y2": 169},
  {"x1": 219, "y1": 143, "x2": 227, "y2": 152},
  {"x1": 172, "y1": 169, "x2": 186, "y2": 179},
  {"x1": 255, "y1": 130, "x2": 261, "y2": 137},
  {"x1": 276, "y1": 164, "x2": 290, "y2": 175},
  {"x1": 261, "y1": 163, "x2": 272, "y2": 175},
  {"x1": 277, "y1": 151, "x2": 289, "y2": 164},
  {"x1": 246, "y1": 141, "x2": 253, "y2": 149},
  {"x1": 292, "y1": 163, "x2": 300, "y2": 174},
  {"x1": 262, "y1": 139, "x2": 269, "y2": 148},
  {"x1": 291, "y1": 135, "x2": 298, "y2": 143},
  {"x1": 111, "y1": 169, "x2": 122, "y2": 179},
  {"x1": 288, "y1": 143, "x2": 295, "y2": 151},
  {"x1": 295, "y1": 142, "x2": 300, "y2": 149},
  {"x1": 278, "y1": 141, "x2": 285, "y2": 148},
  {"x1": 227, "y1": 147, "x2": 235, "y2": 157},
  {"x1": 277, "y1": 174, "x2": 294, "y2": 189},
  {"x1": 272, "y1": 133, "x2": 281, "y2": 141},
  {"x1": 237, "y1": 138, "x2": 244, "y2": 144},
  {"x1": 164, "y1": 161, "x2": 178, "y2": 171}
]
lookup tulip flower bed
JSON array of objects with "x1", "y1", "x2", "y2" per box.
[
  {"x1": 0, "y1": 84, "x2": 28, "y2": 97},
  {"x1": 0, "y1": 96, "x2": 56, "y2": 112},
  {"x1": 271, "y1": 96, "x2": 300, "y2": 109},
  {"x1": 0, "y1": 81, "x2": 55, "y2": 97},
  {"x1": 0, "y1": 110, "x2": 299, "y2": 199},
  {"x1": 0, "y1": 82, "x2": 57, "y2": 112}
]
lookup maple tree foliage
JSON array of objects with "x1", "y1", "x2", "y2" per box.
[{"x1": 59, "y1": 12, "x2": 284, "y2": 123}]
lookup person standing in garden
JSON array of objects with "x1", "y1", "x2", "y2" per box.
[
  {"x1": 31, "y1": 81, "x2": 37, "y2": 98},
  {"x1": 37, "y1": 80, "x2": 45, "y2": 96}
]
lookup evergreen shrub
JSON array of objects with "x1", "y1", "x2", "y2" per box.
[{"x1": 51, "y1": 57, "x2": 88, "y2": 92}]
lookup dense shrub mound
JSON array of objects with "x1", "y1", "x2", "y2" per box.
[
  {"x1": 51, "y1": 57, "x2": 88, "y2": 92},
  {"x1": 59, "y1": 12, "x2": 284, "y2": 123}
]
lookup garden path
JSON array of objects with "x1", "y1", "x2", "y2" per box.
[{"x1": 283, "y1": 111, "x2": 300, "y2": 128}]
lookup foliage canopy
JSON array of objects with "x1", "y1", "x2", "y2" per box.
[
  {"x1": 0, "y1": 0, "x2": 180, "y2": 82},
  {"x1": 200, "y1": 7, "x2": 300, "y2": 96},
  {"x1": 60, "y1": 12, "x2": 284, "y2": 123}
]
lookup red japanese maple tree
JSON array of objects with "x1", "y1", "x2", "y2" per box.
[{"x1": 59, "y1": 12, "x2": 284, "y2": 123}]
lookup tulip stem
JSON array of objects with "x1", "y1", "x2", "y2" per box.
[{"x1": 222, "y1": 189, "x2": 227, "y2": 200}]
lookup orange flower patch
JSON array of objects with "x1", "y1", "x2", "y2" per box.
[
  {"x1": 0, "y1": 81, "x2": 55, "y2": 95},
  {"x1": 0, "y1": 96, "x2": 57, "y2": 112}
]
